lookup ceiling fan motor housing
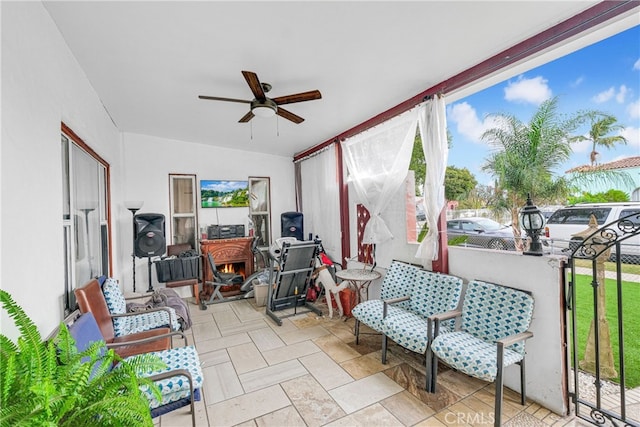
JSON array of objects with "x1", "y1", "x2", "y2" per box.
[{"x1": 251, "y1": 98, "x2": 278, "y2": 116}]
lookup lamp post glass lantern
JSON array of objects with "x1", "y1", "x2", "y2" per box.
[{"x1": 520, "y1": 194, "x2": 545, "y2": 256}]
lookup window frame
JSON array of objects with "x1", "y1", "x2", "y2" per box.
[{"x1": 61, "y1": 123, "x2": 112, "y2": 315}]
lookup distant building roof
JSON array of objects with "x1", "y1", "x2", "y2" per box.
[{"x1": 567, "y1": 156, "x2": 640, "y2": 173}]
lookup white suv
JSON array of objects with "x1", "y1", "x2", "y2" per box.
[{"x1": 544, "y1": 202, "x2": 640, "y2": 264}]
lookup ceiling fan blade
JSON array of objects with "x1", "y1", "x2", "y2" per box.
[
  {"x1": 198, "y1": 95, "x2": 251, "y2": 104},
  {"x1": 272, "y1": 90, "x2": 322, "y2": 105},
  {"x1": 276, "y1": 107, "x2": 304, "y2": 124},
  {"x1": 241, "y1": 71, "x2": 266, "y2": 101},
  {"x1": 239, "y1": 111, "x2": 255, "y2": 123}
]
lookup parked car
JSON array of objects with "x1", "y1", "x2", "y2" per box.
[
  {"x1": 446, "y1": 217, "x2": 523, "y2": 251},
  {"x1": 544, "y1": 202, "x2": 640, "y2": 264}
]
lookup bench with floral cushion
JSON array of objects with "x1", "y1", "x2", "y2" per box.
[
  {"x1": 426, "y1": 280, "x2": 534, "y2": 427},
  {"x1": 351, "y1": 260, "x2": 422, "y2": 343},
  {"x1": 376, "y1": 267, "x2": 464, "y2": 389}
]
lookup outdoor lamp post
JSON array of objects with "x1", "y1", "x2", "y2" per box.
[{"x1": 520, "y1": 194, "x2": 545, "y2": 256}]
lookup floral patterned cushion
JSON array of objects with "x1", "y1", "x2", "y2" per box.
[
  {"x1": 460, "y1": 280, "x2": 534, "y2": 355},
  {"x1": 102, "y1": 277, "x2": 126, "y2": 314},
  {"x1": 380, "y1": 270, "x2": 462, "y2": 354},
  {"x1": 128, "y1": 345, "x2": 204, "y2": 410},
  {"x1": 430, "y1": 331, "x2": 524, "y2": 382},
  {"x1": 430, "y1": 280, "x2": 534, "y2": 382},
  {"x1": 112, "y1": 309, "x2": 180, "y2": 336},
  {"x1": 102, "y1": 277, "x2": 180, "y2": 336},
  {"x1": 352, "y1": 261, "x2": 420, "y2": 331}
]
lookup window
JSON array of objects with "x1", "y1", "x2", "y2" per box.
[
  {"x1": 61, "y1": 123, "x2": 110, "y2": 315},
  {"x1": 248, "y1": 177, "x2": 271, "y2": 249},
  {"x1": 169, "y1": 174, "x2": 197, "y2": 248},
  {"x1": 547, "y1": 208, "x2": 611, "y2": 225}
]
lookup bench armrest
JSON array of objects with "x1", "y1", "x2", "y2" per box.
[
  {"x1": 112, "y1": 306, "x2": 174, "y2": 319},
  {"x1": 382, "y1": 295, "x2": 410, "y2": 318},
  {"x1": 496, "y1": 330, "x2": 533, "y2": 348},
  {"x1": 106, "y1": 331, "x2": 189, "y2": 348},
  {"x1": 429, "y1": 309, "x2": 461, "y2": 322},
  {"x1": 427, "y1": 309, "x2": 461, "y2": 341}
]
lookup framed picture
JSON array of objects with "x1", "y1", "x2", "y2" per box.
[
  {"x1": 200, "y1": 180, "x2": 249, "y2": 208},
  {"x1": 249, "y1": 177, "x2": 271, "y2": 248}
]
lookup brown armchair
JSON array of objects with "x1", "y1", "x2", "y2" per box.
[
  {"x1": 163, "y1": 243, "x2": 201, "y2": 304},
  {"x1": 74, "y1": 278, "x2": 186, "y2": 358}
]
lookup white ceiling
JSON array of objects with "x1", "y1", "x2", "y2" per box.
[{"x1": 42, "y1": 1, "x2": 632, "y2": 158}]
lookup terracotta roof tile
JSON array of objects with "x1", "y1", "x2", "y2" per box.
[{"x1": 566, "y1": 156, "x2": 640, "y2": 173}]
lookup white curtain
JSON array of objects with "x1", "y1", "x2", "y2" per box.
[
  {"x1": 416, "y1": 96, "x2": 448, "y2": 262},
  {"x1": 342, "y1": 108, "x2": 418, "y2": 244},
  {"x1": 299, "y1": 145, "x2": 342, "y2": 261}
]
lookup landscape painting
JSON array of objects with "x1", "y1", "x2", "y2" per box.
[{"x1": 200, "y1": 180, "x2": 249, "y2": 208}]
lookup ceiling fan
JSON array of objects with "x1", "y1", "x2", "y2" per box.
[{"x1": 199, "y1": 71, "x2": 322, "y2": 124}]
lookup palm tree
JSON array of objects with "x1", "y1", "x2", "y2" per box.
[
  {"x1": 481, "y1": 97, "x2": 580, "y2": 246},
  {"x1": 572, "y1": 111, "x2": 627, "y2": 166}
]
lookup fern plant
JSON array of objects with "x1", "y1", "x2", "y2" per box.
[{"x1": 0, "y1": 289, "x2": 165, "y2": 426}]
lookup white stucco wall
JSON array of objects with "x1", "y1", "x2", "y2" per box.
[
  {"x1": 448, "y1": 247, "x2": 568, "y2": 415},
  {"x1": 119, "y1": 132, "x2": 296, "y2": 292},
  {"x1": 0, "y1": 2, "x2": 298, "y2": 340},
  {"x1": 1, "y1": 2, "x2": 124, "y2": 338}
]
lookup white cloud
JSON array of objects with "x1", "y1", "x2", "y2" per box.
[
  {"x1": 593, "y1": 87, "x2": 615, "y2": 103},
  {"x1": 634, "y1": 58, "x2": 640, "y2": 71},
  {"x1": 503, "y1": 75, "x2": 552, "y2": 105},
  {"x1": 570, "y1": 76, "x2": 585, "y2": 88},
  {"x1": 593, "y1": 85, "x2": 629, "y2": 104},
  {"x1": 447, "y1": 102, "x2": 500, "y2": 143},
  {"x1": 620, "y1": 127, "x2": 640, "y2": 151},
  {"x1": 627, "y1": 99, "x2": 640, "y2": 119},
  {"x1": 616, "y1": 85, "x2": 628, "y2": 103}
]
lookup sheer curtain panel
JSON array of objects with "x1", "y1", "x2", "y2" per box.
[
  {"x1": 299, "y1": 145, "x2": 342, "y2": 261},
  {"x1": 416, "y1": 96, "x2": 448, "y2": 262},
  {"x1": 342, "y1": 109, "x2": 418, "y2": 244}
]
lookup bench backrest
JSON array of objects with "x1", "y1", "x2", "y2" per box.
[
  {"x1": 408, "y1": 270, "x2": 463, "y2": 320},
  {"x1": 380, "y1": 261, "x2": 420, "y2": 309},
  {"x1": 461, "y1": 280, "x2": 534, "y2": 355}
]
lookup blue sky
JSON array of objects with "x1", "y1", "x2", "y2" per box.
[{"x1": 447, "y1": 25, "x2": 640, "y2": 186}]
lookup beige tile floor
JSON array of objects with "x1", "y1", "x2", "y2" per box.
[{"x1": 155, "y1": 297, "x2": 593, "y2": 427}]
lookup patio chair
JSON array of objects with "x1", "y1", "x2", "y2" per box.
[
  {"x1": 352, "y1": 260, "x2": 422, "y2": 344},
  {"x1": 74, "y1": 278, "x2": 184, "y2": 358},
  {"x1": 65, "y1": 310, "x2": 203, "y2": 426},
  {"x1": 100, "y1": 277, "x2": 181, "y2": 333},
  {"x1": 426, "y1": 280, "x2": 534, "y2": 427}
]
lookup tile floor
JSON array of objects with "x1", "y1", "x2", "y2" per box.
[{"x1": 155, "y1": 297, "x2": 591, "y2": 427}]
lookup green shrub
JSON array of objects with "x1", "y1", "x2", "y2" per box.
[{"x1": 0, "y1": 289, "x2": 165, "y2": 426}]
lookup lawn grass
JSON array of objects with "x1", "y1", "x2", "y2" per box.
[
  {"x1": 572, "y1": 275, "x2": 640, "y2": 388},
  {"x1": 574, "y1": 259, "x2": 640, "y2": 275}
]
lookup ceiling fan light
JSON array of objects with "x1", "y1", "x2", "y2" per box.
[{"x1": 253, "y1": 105, "x2": 277, "y2": 118}]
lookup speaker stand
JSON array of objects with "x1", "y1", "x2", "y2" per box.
[{"x1": 147, "y1": 257, "x2": 154, "y2": 293}]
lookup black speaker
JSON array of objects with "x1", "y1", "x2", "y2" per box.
[
  {"x1": 281, "y1": 211, "x2": 303, "y2": 241},
  {"x1": 134, "y1": 213, "x2": 166, "y2": 257}
]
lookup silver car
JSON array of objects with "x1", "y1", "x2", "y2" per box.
[{"x1": 447, "y1": 217, "x2": 522, "y2": 251}]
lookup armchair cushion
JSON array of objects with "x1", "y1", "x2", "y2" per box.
[
  {"x1": 101, "y1": 277, "x2": 181, "y2": 335},
  {"x1": 103, "y1": 277, "x2": 126, "y2": 314},
  {"x1": 429, "y1": 331, "x2": 523, "y2": 381},
  {"x1": 135, "y1": 345, "x2": 204, "y2": 410},
  {"x1": 113, "y1": 311, "x2": 180, "y2": 336}
]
